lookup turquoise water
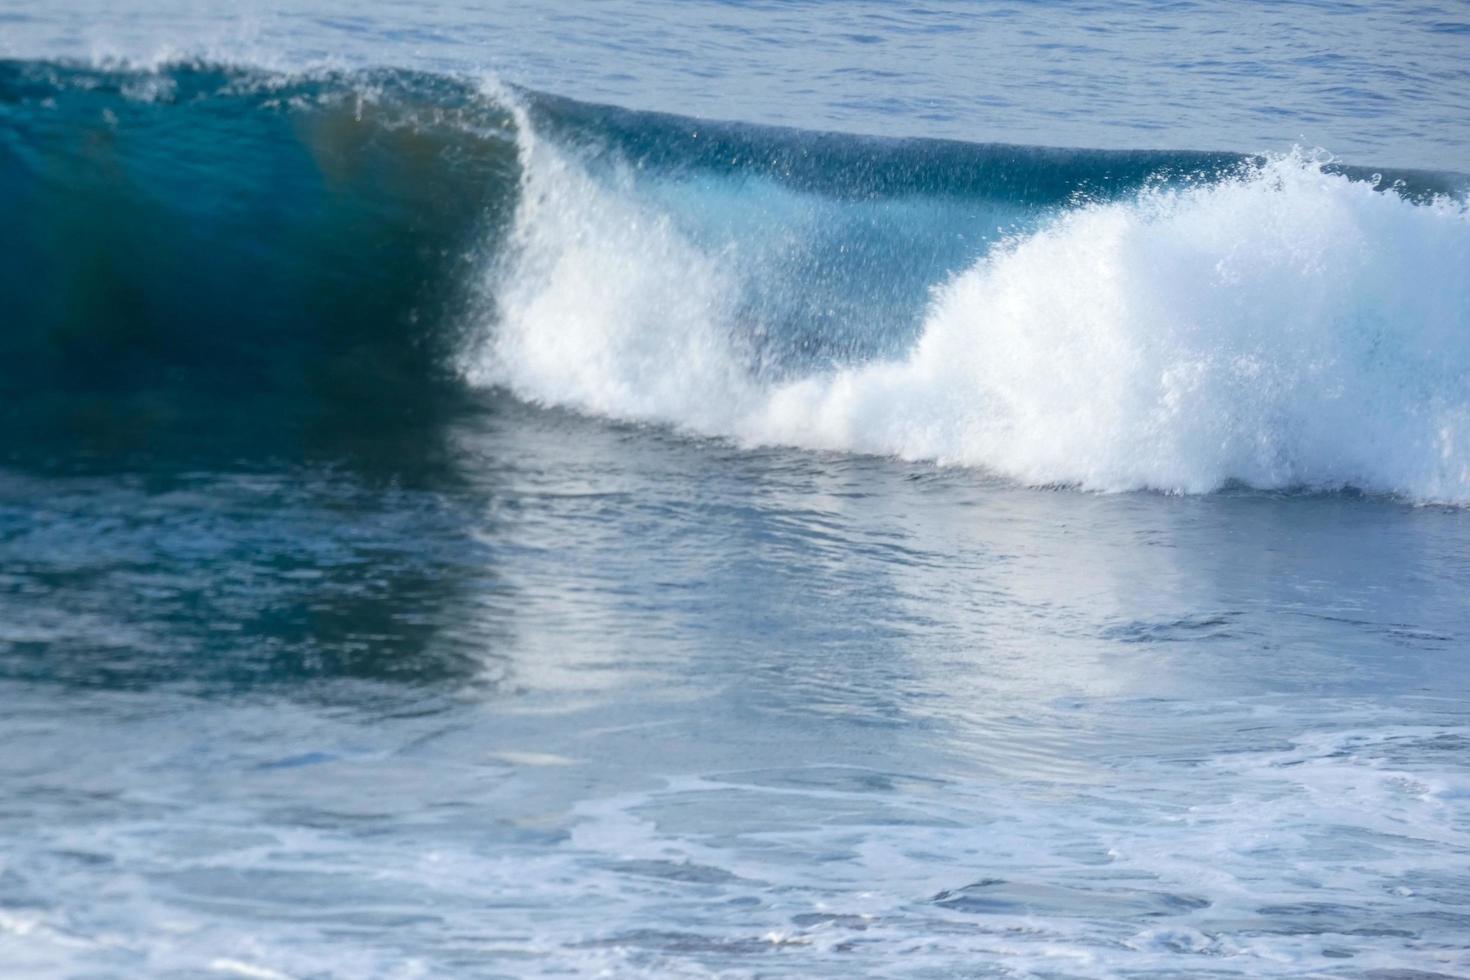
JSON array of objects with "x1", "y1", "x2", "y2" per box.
[{"x1": 3, "y1": 5, "x2": 1470, "y2": 978}]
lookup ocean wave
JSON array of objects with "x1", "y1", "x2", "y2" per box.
[{"x1": 6, "y1": 61, "x2": 1470, "y2": 501}]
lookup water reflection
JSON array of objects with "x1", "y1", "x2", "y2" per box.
[
  {"x1": 434, "y1": 405, "x2": 1470, "y2": 780},
  {"x1": 5, "y1": 397, "x2": 1470, "y2": 976}
]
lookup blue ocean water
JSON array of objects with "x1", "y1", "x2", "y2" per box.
[{"x1": 3, "y1": 3, "x2": 1470, "y2": 978}]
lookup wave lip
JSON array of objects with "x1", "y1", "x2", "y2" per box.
[{"x1": 480, "y1": 119, "x2": 1470, "y2": 503}]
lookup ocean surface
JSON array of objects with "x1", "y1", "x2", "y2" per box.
[{"x1": 3, "y1": 3, "x2": 1470, "y2": 977}]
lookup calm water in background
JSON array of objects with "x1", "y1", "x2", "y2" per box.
[
  {"x1": 3, "y1": 2, "x2": 1470, "y2": 977},
  {"x1": 5, "y1": 0, "x2": 1470, "y2": 170}
]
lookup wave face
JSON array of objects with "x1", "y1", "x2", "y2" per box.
[
  {"x1": 7, "y1": 61, "x2": 1470, "y2": 500},
  {"x1": 0, "y1": 61, "x2": 517, "y2": 460}
]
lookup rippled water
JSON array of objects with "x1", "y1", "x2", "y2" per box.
[
  {"x1": 5, "y1": 403, "x2": 1470, "y2": 977},
  {"x1": 3, "y1": 2, "x2": 1470, "y2": 977}
]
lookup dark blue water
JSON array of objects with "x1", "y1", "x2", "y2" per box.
[{"x1": 3, "y1": 5, "x2": 1470, "y2": 978}]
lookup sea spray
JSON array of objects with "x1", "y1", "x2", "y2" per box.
[{"x1": 482, "y1": 119, "x2": 1470, "y2": 501}]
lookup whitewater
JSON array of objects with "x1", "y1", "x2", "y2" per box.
[
  {"x1": 484, "y1": 93, "x2": 1470, "y2": 501},
  {"x1": 3, "y1": 3, "x2": 1470, "y2": 979}
]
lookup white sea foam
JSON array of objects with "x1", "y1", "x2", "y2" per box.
[
  {"x1": 478, "y1": 89, "x2": 758, "y2": 433},
  {"x1": 478, "y1": 110, "x2": 1470, "y2": 502}
]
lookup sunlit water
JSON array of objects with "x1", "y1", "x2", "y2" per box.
[{"x1": 3, "y1": 2, "x2": 1470, "y2": 977}]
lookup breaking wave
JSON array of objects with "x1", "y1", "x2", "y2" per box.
[
  {"x1": 5, "y1": 60, "x2": 1469, "y2": 500},
  {"x1": 483, "y1": 86, "x2": 1470, "y2": 501}
]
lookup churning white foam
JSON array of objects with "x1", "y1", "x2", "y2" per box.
[{"x1": 475, "y1": 101, "x2": 1470, "y2": 501}]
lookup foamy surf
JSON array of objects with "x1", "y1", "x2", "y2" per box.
[{"x1": 480, "y1": 104, "x2": 1470, "y2": 502}]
